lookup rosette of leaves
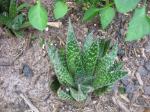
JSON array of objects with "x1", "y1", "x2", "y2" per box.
[
  {"x1": 0, "y1": 0, "x2": 30, "y2": 37},
  {"x1": 48, "y1": 20, "x2": 127, "y2": 103}
]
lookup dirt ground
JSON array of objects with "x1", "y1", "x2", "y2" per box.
[{"x1": 0, "y1": 0, "x2": 150, "y2": 112}]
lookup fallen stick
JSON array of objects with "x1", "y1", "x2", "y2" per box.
[
  {"x1": 47, "y1": 22, "x2": 62, "y2": 28},
  {"x1": 20, "y1": 94, "x2": 40, "y2": 112}
]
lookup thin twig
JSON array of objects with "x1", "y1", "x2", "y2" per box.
[{"x1": 20, "y1": 94, "x2": 40, "y2": 112}]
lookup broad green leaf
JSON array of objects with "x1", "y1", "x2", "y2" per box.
[
  {"x1": 28, "y1": 1, "x2": 48, "y2": 31},
  {"x1": 126, "y1": 7, "x2": 150, "y2": 41},
  {"x1": 100, "y1": 7, "x2": 115, "y2": 29},
  {"x1": 48, "y1": 45, "x2": 75, "y2": 87},
  {"x1": 70, "y1": 85, "x2": 87, "y2": 102},
  {"x1": 9, "y1": 0, "x2": 17, "y2": 19},
  {"x1": 57, "y1": 87, "x2": 74, "y2": 101},
  {"x1": 83, "y1": 7, "x2": 100, "y2": 21},
  {"x1": 114, "y1": 0, "x2": 141, "y2": 13},
  {"x1": 54, "y1": 1, "x2": 68, "y2": 19},
  {"x1": 66, "y1": 20, "x2": 82, "y2": 75}
]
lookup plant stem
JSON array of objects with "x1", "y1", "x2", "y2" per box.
[{"x1": 144, "y1": 0, "x2": 147, "y2": 6}]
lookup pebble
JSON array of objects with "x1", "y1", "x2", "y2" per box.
[
  {"x1": 137, "y1": 66, "x2": 148, "y2": 76},
  {"x1": 144, "y1": 86, "x2": 150, "y2": 95},
  {"x1": 145, "y1": 61, "x2": 150, "y2": 71},
  {"x1": 145, "y1": 41, "x2": 150, "y2": 52},
  {"x1": 22, "y1": 64, "x2": 33, "y2": 78},
  {"x1": 121, "y1": 76, "x2": 129, "y2": 86},
  {"x1": 125, "y1": 83, "x2": 135, "y2": 94}
]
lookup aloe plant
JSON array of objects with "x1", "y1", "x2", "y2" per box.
[{"x1": 48, "y1": 20, "x2": 127, "y2": 103}]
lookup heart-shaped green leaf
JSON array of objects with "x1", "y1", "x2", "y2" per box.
[
  {"x1": 83, "y1": 7, "x2": 100, "y2": 21},
  {"x1": 126, "y1": 7, "x2": 150, "y2": 41},
  {"x1": 100, "y1": 7, "x2": 115, "y2": 29},
  {"x1": 54, "y1": 1, "x2": 68, "y2": 19},
  {"x1": 114, "y1": 0, "x2": 141, "y2": 13},
  {"x1": 28, "y1": 1, "x2": 48, "y2": 31}
]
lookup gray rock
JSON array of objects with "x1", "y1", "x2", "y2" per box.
[
  {"x1": 121, "y1": 76, "x2": 129, "y2": 86},
  {"x1": 145, "y1": 61, "x2": 150, "y2": 71},
  {"x1": 144, "y1": 86, "x2": 150, "y2": 95},
  {"x1": 22, "y1": 64, "x2": 33, "y2": 78},
  {"x1": 125, "y1": 83, "x2": 135, "y2": 94},
  {"x1": 137, "y1": 66, "x2": 148, "y2": 76},
  {"x1": 145, "y1": 41, "x2": 150, "y2": 52}
]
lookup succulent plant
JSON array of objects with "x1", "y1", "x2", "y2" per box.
[{"x1": 48, "y1": 20, "x2": 127, "y2": 103}]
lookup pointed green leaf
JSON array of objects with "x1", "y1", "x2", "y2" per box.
[
  {"x1": 93, "y1": 43, "x2": 118, "y2": 89},
  {"x1": 80, "y1": 85, "x2": 94, "y2": 95},
  {"x1": 96, "y1": 43, "x2": 118, "y2": 74},
  {"x1": 70, "y1": 85, "x2": 87, "y2": 102},
  {"x1": 9, "y1": 0, "x2": 17, "y2": 19},
  {"x1": 28, "y1": 1, "x2": 48, "y2": 31},
  {"x1": 83, "y1": 7, "x2": 100, "y2": 21},
  {"x1": 114, "y1": 0, "x2": 141, "y2": 13},
  {"x1": 57, "y1": 87, "x2": 74, "y2": 101},
  {"x1": 48, "y1": 45, "x2": 75, "y2": 87},
  {"x1": 126, "y1": 7, "x2": 150, "y2": 41},
  {"x1": 93, "y1": 70, "x2": 126, "y2": 89},
  {"x1": 100, "y1": 7, "x2": 115, "y2": 29},
  {"x1": 94, "y1": 86, "x2": 110, "y2": 95},
  {"x1": 54, "y1": 1, "x2": 68, "y2": 19},
  {"x1": 83, "y1": 40, "x2": 99, "y2": 76},
  {"x1": 66, "y1": 20, "x2": 83, "y2": 75},
  {"x1": 99, "y1": 39, "x2": 111, "y2": 57}
]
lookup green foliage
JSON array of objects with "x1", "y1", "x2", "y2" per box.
[
  {"x1": 114, "y1": 0, "x2": 141, "y2": 13},
  {"x1": 54, "y1": 0, "x2": 68, "y2": 19},
  {"x1": 28, "y1": 0, "x2": 48, "y2": 31},
  {"x1": 100, "y1": 7, "x2": 115, "y2": 29},
  {"x1": 52, "y1": 0, "x2": 150, "y2": 41},
  {"x1": 48, "y1": 21, "x2": 127, "y2": 103},
  {"x1": 126, "y1": 7, "x2": 150, "y2": 41},
  {"x1": 0, "y1": 0, "x2": 10, "y2": 13},
  {"x1": 0, "y1": 0, "x2": 30, "y2": 37},
  {"x1": 83, "y1": 7, "x2": 100, "y2": 21}
]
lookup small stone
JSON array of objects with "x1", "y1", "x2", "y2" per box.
[
  {"x1": 145, "y1": 41, "x2": 150, "y2": 52},
  {"x1": 22, "y1": 64, "x2": 33, "y2": 78},
  {"x1": 125, "y1": 83, "x2": 135, "y2": 94},
  {"x1": 137, "y1": 66, "x2": 148, "y2": 76},
  {"x1": 145, "y1": 61, "x2": 150, "y2": 71},
  {"x1": 144, "y1": 86, "x2": 150, "y2": 95},
  {"x1": 121, "y1": 76, "x2": 129, "y2": 86}
]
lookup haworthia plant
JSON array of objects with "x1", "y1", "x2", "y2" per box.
[{"x1": 48, "y1": 21, "x2": 127, "y2": 103}]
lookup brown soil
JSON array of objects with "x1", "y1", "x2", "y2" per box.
[{"x1": 0, "y1": 0, "x2": 150, "y2": 112}]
